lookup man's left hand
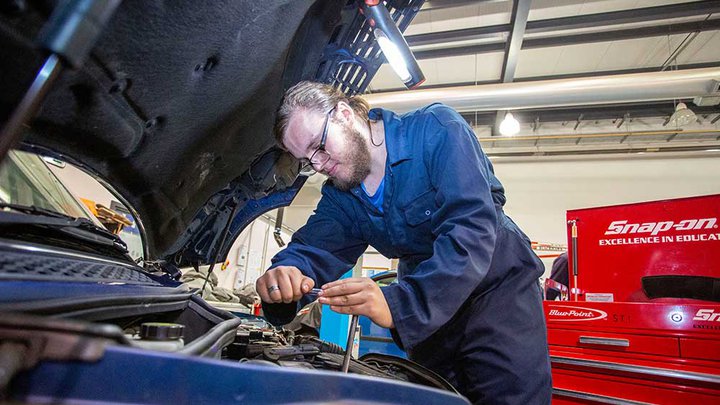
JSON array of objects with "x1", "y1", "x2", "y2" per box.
[{"x1": 318, "y1": 277, "x2": 394, "y2": 329}]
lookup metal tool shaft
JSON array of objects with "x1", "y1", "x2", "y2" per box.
[
  {"x1": 0, "y1": 54, "x2": 63, "y2": 159},
  {"x1": 341, "y1": 314, "x2": 359, "y2": 373}
]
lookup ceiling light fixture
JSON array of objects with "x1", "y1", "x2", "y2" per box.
[
  {"x1": 664, "y1": 33, "x2": 697, "y2": 129},
  {"x1": 668, "y1": 102, "x2": 697, "y2": 127},
  {"x1": 374, "y1": 30, "x2": 411, "y2": 83},
  {"x1": 362, "y1": 1, "x2": 425, "y2": 89},
  {"x1": 499, "y1": 112, "x2": 520, "y2": 136}
]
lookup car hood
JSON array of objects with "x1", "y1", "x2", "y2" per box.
[{"x1": 1, "y1": 0, "x2": 342, "y2": 260}]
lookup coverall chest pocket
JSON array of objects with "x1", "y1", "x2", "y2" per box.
[{"x1": 402, "y1": 189, "x2": 436, "y2": 227}]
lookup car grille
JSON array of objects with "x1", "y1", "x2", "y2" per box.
[{"x1": 0, "y1": 249, "x2": 157, "y2": 285}]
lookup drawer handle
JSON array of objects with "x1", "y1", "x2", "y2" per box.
[{"x1": 578, "y1": 336, "x2": 630, "y2": 347}]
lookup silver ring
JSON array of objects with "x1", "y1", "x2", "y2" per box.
[{"x1": 267, "y1": 285, "x2": 280, "y2": 294}]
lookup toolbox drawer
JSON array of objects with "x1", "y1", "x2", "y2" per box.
[
  {"x1": 680, "y1": 338, "x2": 720, "y2": 362},
  {"x1": 548, "y1": 329, "x2": 680, "y2": 357}
]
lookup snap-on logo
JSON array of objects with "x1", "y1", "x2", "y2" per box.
[
  {"x1": 547, "y1": 306, "x2": 608, "y2": 321},
  {"x1": 604, "y1": 218, "x2": 717, "y2": 236},
  {"x1": 693, "y1": 309, "x2": 720, "y2": 322}
]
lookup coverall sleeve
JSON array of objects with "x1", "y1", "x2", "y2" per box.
[
  {"x1": 262, "y1": 185, "x2": 369, "y2": 325},
  {"x1": 381, "y1": 108, "x2": 498, "y2": 351}
]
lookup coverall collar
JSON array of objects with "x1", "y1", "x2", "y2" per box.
[{"x1": 368, "y1": 108, "x2": 412, "y2": 166}]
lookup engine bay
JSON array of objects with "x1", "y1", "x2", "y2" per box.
[{"x1": 0, "y1": 290, "x2": 457, "y2": 397}]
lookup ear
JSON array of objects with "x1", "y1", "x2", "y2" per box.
[{"x1": 335, "y1": 101, "x2": 355, "y2": 124}]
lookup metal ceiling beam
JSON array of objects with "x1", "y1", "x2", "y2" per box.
[
  {"x1": 369, "y1": 62, "x2": 720, "y2": 93},
  {"x1": 412, "y1": 18, "x2": 720, "y2": 60},
  {"x1": 363, "y1": 67, "x2": 720, "y2": 113},
  {"x1": 408, "y1": 0, "x2": 720, "y2": 47},
  {"x1": 513, "y1": 62, "x2": 720, "y2": 83},
  {"x1": 485, "y1": 144, "x2": 720, "y2": 158},
  {"x1": 409, "y1": 25, "x2": 507, "y2": 48},
  {"x1": 420, "y1": 0, "x2": 503, "y2": 11},
  {"x1": 526, "y1": 0, "x2": 720, "y2": 34},
  {"x1": 500, "y1": 0, "x2": 530, "y2": 84},
  {"x1": 494, "y1": 0, "x2": 531, "y2": 135},
  {"x1": 460, "y1": 102, "x2": 720, "y2": 127},
  {"x1": 481, "y1": 129, "x2": 720, "y2": 144},
  {"x1": 524, "y1": 19, "x2": 720, "y2": 50}
]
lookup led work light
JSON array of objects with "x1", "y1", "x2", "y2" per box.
[{"x1": 362, "y1": 1, "x2": 425, "y2": 89}]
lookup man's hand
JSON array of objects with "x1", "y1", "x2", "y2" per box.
[
  {"x1": 318, "y1": 277, "x2": 394, "y2": 328},
  {"x1": 256, "y1": 266, "x2": 315, "y2": 304}
]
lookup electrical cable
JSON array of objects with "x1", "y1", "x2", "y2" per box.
[{"x1": 367, "y1": 119, "x2": 384, "y2": 147}]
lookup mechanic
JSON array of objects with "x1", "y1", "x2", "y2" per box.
[
  {"x1": 256, "y1": 81, "x2": 552, "y2": 404},
  {"x1": 546, "y1": 252, "x2": 569, "y2": 300}
]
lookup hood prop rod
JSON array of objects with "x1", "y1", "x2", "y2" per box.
[
  {"x1": 273, "y1": 207, "x2": 286, "y2": 247},
  {"x1": 201, "y1": 197, "x2": 241, "y2": 295},
  {"x1": 0, "y1": 0, "x2": 121, "y2": 161}
]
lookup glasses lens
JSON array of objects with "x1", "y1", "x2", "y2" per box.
[
  {"x1": 310, "y1": 150, "x2": 330, "y2": 168},
  {"x1": 298, "y1": 160, "x2": 316, "y2": 176}
]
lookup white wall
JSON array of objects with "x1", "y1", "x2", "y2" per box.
[
  {"x1": 265, "y1": 152, "x2": 720, "y2": 282},
  {"x1": 46, "y1": 160, "x2": 144, "y2": 260},
  {"x1": 46, "y1": 150, "x2": 720, "y2": 288},
  {"x1": 228, "y1": 216, "x2": 392, "y2": 289},
  {"x1": 494, "y1": 152, "x2": 720, "y2": 247},
  {"x1": 47, "y1": 162, "x2": 118, "y2": 208},
  {"x1": 220, "y1": 213, "x2": 292, "y2": 291},
  {"x1": 362, "y1": 252, "x2": 393, "y2": 278}
]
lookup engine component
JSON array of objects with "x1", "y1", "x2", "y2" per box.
[{"x1": 222, "y1": 323, "x2": 458, "y2": 393}]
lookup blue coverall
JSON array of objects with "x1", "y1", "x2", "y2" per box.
[{"x1": 264, "y1": 104, "x2": 552, "y2": 404}]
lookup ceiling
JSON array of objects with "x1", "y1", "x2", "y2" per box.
[
  {"x1": 373, "y1": 0, "x2": 720, "y2": 90},
  {"x1": 367, "y1": 0, "x2": 720, "y2": 156},
  {"x1": 278, "y1": 0, "x2": 720, "y2": 234}
]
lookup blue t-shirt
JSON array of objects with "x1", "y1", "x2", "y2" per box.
[{"x1": 361, "y1": 177, "x2": 385, "y2": 213}]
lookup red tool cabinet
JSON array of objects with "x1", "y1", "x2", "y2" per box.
[{"x1": 545, "y1": 194, "x2": 720, "y2": 404}]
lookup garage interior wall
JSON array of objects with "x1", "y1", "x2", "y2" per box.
[
  {"x1": 275, "y1": 151, "x2": 720, "y2": 281},
  {"x1": 220, "y1": 215, "x2": 292, "y2": 291},
  {"x1": 494, "y1": 152, "x2": 720, "y2": 278},
  {"x1": 47, "y1": 161, "x2": 119, "y2": 211},
  {"x1": 494, "y1": 152, "x2": 720, "y2": 245},
  {"x1": 224, "y1": 216, "x2": 393, "y2": 291},
  {"x1": 43, "y1": 147, "x2": 720, "y2": 286}
]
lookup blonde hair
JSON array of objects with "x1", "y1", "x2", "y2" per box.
[{"x1": 274, "y1": 81, "x2": 370, "y2": 148}]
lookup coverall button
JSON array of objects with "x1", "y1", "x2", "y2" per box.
[{"x1": 425, "y1": 210, "x2": 431, "y2": 216}]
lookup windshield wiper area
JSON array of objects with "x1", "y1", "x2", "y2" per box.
[
  {"x1": 0, "y1": 203, "x2": 130, "y2": 260},
  {"x1": 0, "y1": 202, "x2": 77, "y2": 220}
]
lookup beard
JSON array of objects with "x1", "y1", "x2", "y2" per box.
[{"x1": 329, "y1": 122, "x2": 371, "y2": 192}]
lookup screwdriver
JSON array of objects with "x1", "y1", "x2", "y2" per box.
[
  {"x1": 341, "y1": 314, "x2": 359, "y2": 373},
  {"x1": 306, "y1": 287, "x2": 358, "y2": 372}
]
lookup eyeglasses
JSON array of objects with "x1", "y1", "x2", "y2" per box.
[{"x1": 299, "y1": 107, "x2": 335, "y2": 175}]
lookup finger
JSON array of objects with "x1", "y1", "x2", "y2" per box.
[
  {"x1": 287, "y1": 270, "x2": 305, "y2": 301},
  {"x1": 255, "y1": 277, "x2": 269, "y2": 303},
  {"x1": 322, "y1": 280, "x2": 367, "y2": 297},
  {"x1": 277, "y1": 270, "x2": 294, "y2": 304},
  {"x1": 301, "y1": 276, "x2": 315, "y2": 294},
  {"x1": 329, "y1": 304, "x2": 367, "y2": 316},
  {"x1": 264, "y1": 271, "x2": 283, "y2": 303},
  {"x1": 318, "y1": 291, "x2": 365, "y2": 306},
  {"x1": 322, "y1": 277, "x2": 365, "y2": 290}
]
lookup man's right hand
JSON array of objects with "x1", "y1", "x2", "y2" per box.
[{"x1": 256, "y1": 266, "x2": 315, "y2": 304}]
